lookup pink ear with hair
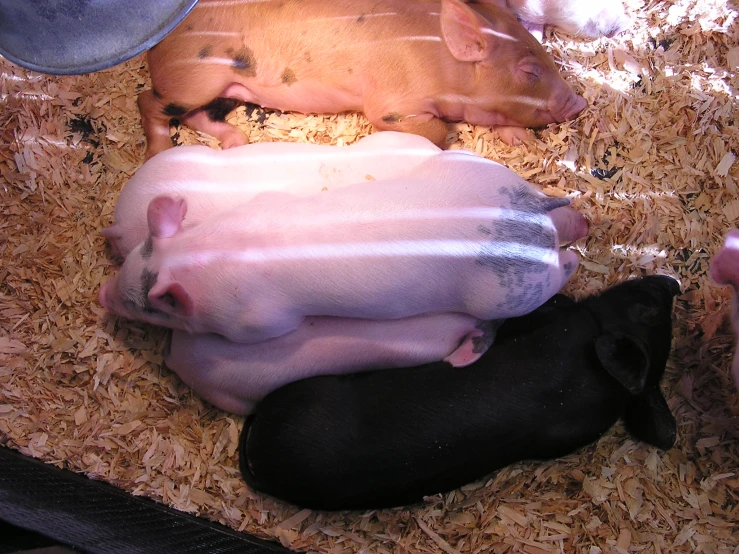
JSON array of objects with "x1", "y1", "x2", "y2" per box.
[
  {"x1": 147, "y1": 196, "x2": 188, "y2": 239},
  {"x1": 147, "y1": 280, "x2": 195, "y2": 317},
  {"x1": 440, "y1": 0, "x2": 493, "y2": 63}
]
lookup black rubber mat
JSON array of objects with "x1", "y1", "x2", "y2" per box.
[{"x1": 0, "y1": 446, "x2": 294, "y2": 554}]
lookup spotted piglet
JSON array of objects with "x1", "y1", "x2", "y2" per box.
[
  {"x1": 99, "y1": 150, "x2": 588, "y2": 344},
  {"x1": 138, "y1": 0, "x2": 587, "y2": 158}
]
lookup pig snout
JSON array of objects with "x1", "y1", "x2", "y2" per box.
[
  {"x1": 550, "y1": 90, "x2": 587, "y2": 124},
  {"x1": 550, "y1": 206, "x2": 588, "y2": 244}
]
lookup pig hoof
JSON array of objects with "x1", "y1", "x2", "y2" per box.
[
  {"x1": 220, "y1": 131, "x2": 249, "y2": 150},
  {"x1": 444, "y1": 323, "x2": 496, "y2": 368},
  {"x1": 496, "y1": 126, "x2": 532, "y2": 146}
]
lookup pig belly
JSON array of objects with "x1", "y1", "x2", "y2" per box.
[
  {"x1": 107, "y1": 132, "x2": 440, "y2": 258},
  {"x1": 165, "y1": 313, "x2": 479, "y2": 414}
]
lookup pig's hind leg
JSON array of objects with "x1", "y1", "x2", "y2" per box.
[
  {"x1": 138, "y1": 89, "x2": 181, "y2": 159},
  {"x1": 181, "y1": 98, "x2": 249, "y2": 150},
  {"x1": 138, "y1": 87, "x2": 246, "y2": 159}
]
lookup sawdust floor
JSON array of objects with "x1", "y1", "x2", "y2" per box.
[{"x1": 1, "y1": 0, "x2": 738, "y2": 552}]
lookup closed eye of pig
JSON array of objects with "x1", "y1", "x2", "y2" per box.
[{"x1": 138, "y1": 0, "x2": 586, "y2": 159}]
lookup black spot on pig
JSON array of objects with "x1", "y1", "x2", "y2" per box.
[
  {"x1": 245, "y1": 103, "x2": 268, "y2": 124},
  {"x1": 141, "y1": 269, "x2": 162, "y2": 314},
  {"x1": 198, "y1": 45, "x2": 213, "y2": 59},
  {"x1": 163, "y1": 103, "x2": 188, "y2": 117},
  {"x1": 140, "y1": 237, "x2": 154, "y2": 260},
  {"x1": 281, "y1": 67, "x2": 297, "y2": 85},
  {"x1": 304, "y1": 52, "x2": 312, "y2": 63},
  {"x1": 229, "y1": 47, "x2": 257, "y2": 76},
  {"x1": 476, "y1": 184, "x2": 570, "y2": 312},
  {"x1": 203, "y1": 98, "x2": 241, "y2": 122},
  {"x1": 382, "y1": 113, "x2": 402, "y2": 124},
  {"x1": 141, "y1": 269, "x2": 158, "y2": 297},
  {"x1": 347, "y1": 68, "x2": 353, "y2": 74},
  {"x1": 357, "y1": 14, "x2": 366, "y2": 23},
  {"x1": 471, "y1": 321, "x2": 497, "y2": 354}
]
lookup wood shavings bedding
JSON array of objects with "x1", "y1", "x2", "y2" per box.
[{"x1": 1, "y1": 0, "x2": 738, "y2": 552}]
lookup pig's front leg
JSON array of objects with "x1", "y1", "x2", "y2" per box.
[
  {"x1": 495, "y1": 125, "x2": 535, "y2": 146},
  {"x1": 444, "y1": 320, "x2": 501, "y2": 368},
  {"x1": 367, "y1": 107, "x2": 450, "y2": 149},
  {"x1": 181, "y1": 98, "x2": 249, "y2": 150}
]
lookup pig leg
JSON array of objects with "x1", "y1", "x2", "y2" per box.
[
  {"x1": 495, "y1": 125, "x2": 534, "y2": 146},
  {"x1": 550, "y1": 206, "x2": 589, "y2": 244},
  {"x1": 443, "y1": 320, "x2": 501, "y2": 368},
  {"x1": 368, "y1": 108, "x2": 450, "y2": 148},
  {"x1": 180, "y1": 98, "x2": 249, "y2": 150}
]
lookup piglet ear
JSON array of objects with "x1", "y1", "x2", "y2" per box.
[
  {"x1": 622, "y1": 387, "x2": 676, "y2": 450},
  {"x1": 147, "y1": 196, "x2": 187, "y2": 239},
  {"x1": 440, "y1": 0, "x2": 491, "y2": 63},
  {"x1": 594, "y1": 333, "x2": 649, "y2": 395},
  {"x1": 148, "y1": 280, "x2": 194, "y2": 317}
]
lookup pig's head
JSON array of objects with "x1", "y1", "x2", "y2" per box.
[
  {"x1": 440, "y1": 0, "x2": 586, "y2": 129},
  {"x1": 98, "y1": 196, "x2": 195, "y2": 331},
  {"x1": 585, "y1": 275, "x2": 680, "y2": 450}
]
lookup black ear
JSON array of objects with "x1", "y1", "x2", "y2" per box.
[
  {"x1": 594, "y1": 333, "x2": 649, "y2": 395},
  {"x1": 622, "y1": 387, "x2": 676, "y2": 450}
]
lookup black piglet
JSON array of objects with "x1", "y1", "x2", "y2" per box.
[{"x1": 239, "y1": 275, "x2": 680, "y2": 510}]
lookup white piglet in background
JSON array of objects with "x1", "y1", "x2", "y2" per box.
[
  {"x1": 103, "y1": 132, "x2": 441, "y2": 259},
  {"x1": 99, "y1": 150, "x2": 588, "y2": 344},
  {"x1": 505, "y1": 0, "x2": 630, "y2": 39},
  {"x1": 711, "y1": 229, "x2": 739, "y2": 386}
]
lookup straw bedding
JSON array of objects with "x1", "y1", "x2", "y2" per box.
[{"x1": 1, "y1": 0, "x2": 738, "y2": 551}]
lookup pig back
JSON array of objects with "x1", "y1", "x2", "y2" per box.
[{"x1": 178, "y1": 172, "x2": 571, "y2": 324}]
